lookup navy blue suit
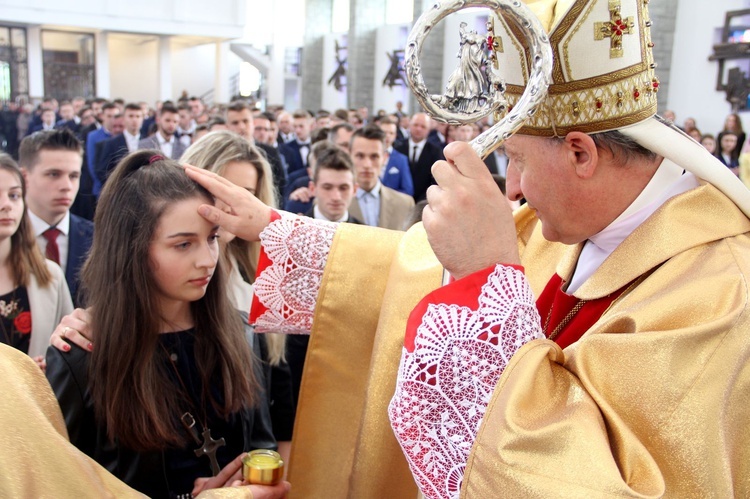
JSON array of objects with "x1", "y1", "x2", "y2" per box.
[
  {"x1": 382, "y1": 149, "x2": 414, "y2": 197},
  {"x1": 283, "y1": 174, "x2": 313, "y2": 215},
  {"x1": 395, "y1": 140, "x2": 444, "y2": 202},
  {"x1": 96, "y1": 134, "x2": 130, "y2": 188},
  {"x1": 66, "y1": 214, "x2": 94, "y2": 307},
  {"x1": 56, "y1": 119, "x2": 81, "y2": 136},
  {"x1": 281, "y1": 140, "x2": 310, "y2": 176}
]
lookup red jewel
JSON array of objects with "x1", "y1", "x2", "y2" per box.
[
  {"x1": 653, "y1": 81, "x2": 659, "y2": 88},
  {"x1": 596, "y1": 100, "x2": 603, "y2": 109},
  {"x1": 487, "y1": 35, "x2": 494, "y2": 45},
  {"x1": 634, "y1": 89, "x2": 640, "y2": 99}
]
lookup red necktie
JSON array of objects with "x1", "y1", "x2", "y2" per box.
[{"x1": 43, "y1": 227, "x2": 61, "y2": 264}]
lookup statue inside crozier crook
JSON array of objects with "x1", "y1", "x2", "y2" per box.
[
  {"x1": 432, "y1": 21, "x2": 498, "y2": 114},
  {"x1": 404, "y1": 0, "x2": 554, "y2": 161}
]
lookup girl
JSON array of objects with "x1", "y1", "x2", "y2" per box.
[
  {"x1": 717, "y1": 112, "x2": 745, "y2": 160},
  {"x1": 181, "y1": 131, "x2": 294, "y2": 463},
  {"x1": 46, "y1": 151, "x2": 278, "y2": 498},
  {"x1": 0, "y1": 153, "x2": 72, "y2": 368}
]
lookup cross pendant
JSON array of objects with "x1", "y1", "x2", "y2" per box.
[{"x1": 193, "y1": 428, "x2": 226, "y2": 476}]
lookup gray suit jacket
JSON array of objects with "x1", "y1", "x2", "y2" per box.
[
  {"x1": 137, "y1": 134, "x2": 187, "y2": 160},
  {"x1": 349, "y1": 184, "x2": 415, "y2": 231}
]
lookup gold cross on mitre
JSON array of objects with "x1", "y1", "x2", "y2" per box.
[
  {"x1": 486, "y1": 16, "x2": 503, "y2": 69},
  {"x1": 594, "y1": 0, "x2": 635, "y2": 58}
]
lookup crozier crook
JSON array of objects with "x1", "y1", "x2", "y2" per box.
[{"x1": 404, "y1": 0, "x2": 554, "y2": 160}]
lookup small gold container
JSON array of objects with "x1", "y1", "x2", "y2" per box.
[{"x1": 242, "y1": 449, "x2": 284, "y2": 485}]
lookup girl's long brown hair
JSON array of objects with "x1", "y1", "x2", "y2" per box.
[
  {"x1": 181, "y1": 132, "x2": 287, "y2": 365},
  {"x1": 82, "y1": 150, "x2": 258, "y2": 451},
  {"x1": 0, "y1": 154, "x2": 51, "y2": 288}
]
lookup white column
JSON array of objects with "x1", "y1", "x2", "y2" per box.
[
  {"x1": 266, "y1": 37, "x2": 286, "y2": 105},
  {"x1": 95, "y1": 31, "x2": 110, "y2": 98},
  {"x1": 214, "y1": 41, "x2": 231, "y2": 104},
  {"x1": 26, "y1": 26, "x2": 44, "y2": 98},
  {"x1": 158, "y1": 35, "x2": 172, "y2": 101}
]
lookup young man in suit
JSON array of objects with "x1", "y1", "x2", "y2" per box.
[
  {"x1": 225, "y1": 101, "x2": 286, "y2": 199},
  {"x1": 349, "y1": 125, "x2": 414, "y2": 230},
  {"x1": 85, "y1": 102, "x2": 119, "y2": 198},
  {"x1": 306, "y1": 147, "x2": 362, "y2": 224},
  {"x1": 377, "y1": 117, "x2": 414, "y2": 196},
  {"x1": 96, "y1": 102, "x2": 144, "y2": 188},
  {"x1": 137, "y1": 103, "x2": 185, "y2": 160},
  {"x1": 19, "y1": 129, "x2": 94, "y2": 307},
  {"x1": 328, "y1": 122, "x2": 355, "y2": 152},
  {"x1": 394, "y1": 112, "x2": 444, "y2": 201},
  {"x1": 27, "y1": 108, "x2": 57, "y2": 135},
  {"x1": 281, "y1": 110, "x2": 314, "y2": 176}
]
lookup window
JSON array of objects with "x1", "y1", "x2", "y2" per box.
[
  {"x1": 42, "y1": 30, "x2": 95, "y2": 100},
  {"x1": 0, "y1": 26, "x2": 28, "y2": 104}
]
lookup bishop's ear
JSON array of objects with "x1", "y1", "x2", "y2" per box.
[{"x1": 563, "y1": 131, "x2": 598, "y2": 180}]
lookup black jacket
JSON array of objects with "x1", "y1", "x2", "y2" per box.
[{"x1": 45, "y1": 322, "x2": 276, "y2": 498}]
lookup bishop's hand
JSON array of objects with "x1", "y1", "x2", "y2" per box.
[
  {"x1": 185, "y1": 165, "x2": 273, "y2": 242},
  {"x1": 423, "y1": 141, "x2": 520, "y2": 280}
]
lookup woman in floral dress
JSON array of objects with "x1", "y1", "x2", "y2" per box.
[{"x1": 0, "y1": 153, "x2": 72, "y2": 370}]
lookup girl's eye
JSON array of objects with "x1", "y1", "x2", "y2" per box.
[
  {"x1": 9, "y1": 193, "x2": 21, "y2": 201},
  {"x1": 176, "y1": 242, "x2": 191, "y2": 250},
  {"x1": 209, "y1": 234, "x2": 220, "y2": 243}
]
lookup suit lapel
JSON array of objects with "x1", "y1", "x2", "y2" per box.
[
  {"x1": 378, "y1": 188, "x2": 391, "y2": 229},
  {"x1": 349, "y1": 197, "x2": 364, "y2": 224}
]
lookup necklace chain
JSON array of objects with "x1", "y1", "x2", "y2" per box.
[
  {"x1": 159, "y1": 341, "x2": 209, "y2": 430},
  {"x1": 543, "y1": 298, "x2": 586, "y2": 341}
]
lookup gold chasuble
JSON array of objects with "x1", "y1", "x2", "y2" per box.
[
  {"x1": 286, "y1": 182, "x2": 750, "y2": 498},
  {"x1": 287, "y1": 223, "x2": 443, "y2": 498},
  {"x1": 1, "y1": 343, "x2": 260, "y2": 497},
  {"x1": 464, "y1": 182, "x2": 750, "y2": 497}
]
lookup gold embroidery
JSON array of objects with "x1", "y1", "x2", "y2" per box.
[{"x1": 594, "y1": 0, "x2": 635, "y2": 58}]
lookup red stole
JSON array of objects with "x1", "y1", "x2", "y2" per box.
[{"x1": 536, "y1": 273, "x2": 625, "y2": 349}]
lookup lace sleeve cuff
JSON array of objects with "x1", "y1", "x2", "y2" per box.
[
  {"x1": 389, "y1": 264, "x2": 544, "y2": 499},
  {"x1": 250, "y1": 210, "x2": 338, "y2": 334}
]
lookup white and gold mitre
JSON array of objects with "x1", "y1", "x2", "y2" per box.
[
  {"x1": 495, "y1": 0, "x2": 658, "y2": 136},
  {"x1": 490, "y1": 0, "x2": 750, "y2": 215}
]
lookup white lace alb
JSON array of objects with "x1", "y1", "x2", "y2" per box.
[
  {"x1": 389, "y1": 265, "x2": 543, "y2": 499},
  {"x1": 253, "y1": 212, "x2": 337, "y2": 334}
]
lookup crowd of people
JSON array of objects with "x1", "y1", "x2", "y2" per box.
[
  {"x1": 661, "y1": 109, "x2": 750, "y2": 182},
  {"x1": 0, "y1": 91, "x2": 509, "y2": 498},
  {"x1": 0, "y1": 0, "x2": 749, "y2": 496}
]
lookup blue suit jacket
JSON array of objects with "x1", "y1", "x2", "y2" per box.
[
  {"x1": 281, "y1": 140, "x2": 309, "y2": 176},
  {"x1": 66, "y1": 214, "x2": 94, "y2": 307},
  {"x1": 95, "y1": 134, "x2": 129, "y2": 188},
  {"x1": 283, "y1": 174, "x2": 313, "y2": 214},
  {"x1": 85, "y1": 128, "x2": 112, "y2": 197},
  {"x1": 382, "y1": 149, "x2": 414, "y2": 196}
]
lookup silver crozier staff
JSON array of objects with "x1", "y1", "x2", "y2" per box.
[{"x1": 403, "y1": 0, "x2": 554, "y2": 284}]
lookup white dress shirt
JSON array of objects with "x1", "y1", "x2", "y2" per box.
[
  {"x1": 123, "y1": 130, "x2": 140, "y2": 153},
  {"x1": 408, "y1": 139, "x2": 426, "y2": 164},
  {"x1": 155, "y1": 133, "x2": 175, "y2": 158},
  {"x1": 356, "y1": 181, "x2": 382, "y2": 227},
  {"x1": 313, "y1": 205, "x2": 350, "y2": 223},
  {"x1": 29, "y1": 210, "x2": 71, "y2": 273}
]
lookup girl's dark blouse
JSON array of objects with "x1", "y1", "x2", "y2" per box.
[{"x1": 45, "y1": 324, "x2": 276, "y2": 499}]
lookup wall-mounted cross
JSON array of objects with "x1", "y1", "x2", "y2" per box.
[{"x1": 594, "y1": 0, "x2": 635, "y2": 58}]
